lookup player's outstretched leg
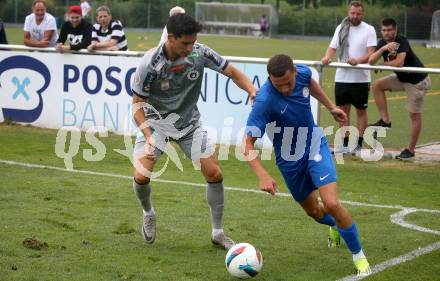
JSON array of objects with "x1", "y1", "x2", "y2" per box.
[
  {"x1": 133, "y1": 146, "x2": 157, "y2": 244},
  {"x1": 300, "y1": 191, "x2": 340, "y2": 248},
  {"x1": 319, "y1": 183, "x2": 371, "y2": 276},
  {"x1": 201, "y1": 155, "x2": 235, "y2": 250}
]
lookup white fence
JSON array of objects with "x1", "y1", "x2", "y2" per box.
[{"x1": 0, "y1": 44, "x2": 438, "y2": 147}]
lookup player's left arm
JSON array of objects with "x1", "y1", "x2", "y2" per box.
[
  {"x1": 223, "y1": 63, "x2": 257, "y2": 103},
  {"x1": 309, "y1": 78, "x2": 347, "y2": 123}
]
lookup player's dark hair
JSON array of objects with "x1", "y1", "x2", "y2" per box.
[
  {"x1": 167, "y1": 14, "x2": 202, "y2": 38},
  {"x1": 381, "y1": 18, "x2": 397, "y2": 28},
  {"x1": 349, "y1": 1, "x2": 363, "y2": 10},
  {"x1": 267, "y1": 54, "x2": 295, "y2": 77}
]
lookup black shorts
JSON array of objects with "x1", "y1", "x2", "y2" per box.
[{"x1": 334, "y1": 82, "x2": 370, "y2": 109}]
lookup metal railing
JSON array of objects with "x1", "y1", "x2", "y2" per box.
[{"x1": 2, "y1": 44, "x2": 439, "y2": 76}]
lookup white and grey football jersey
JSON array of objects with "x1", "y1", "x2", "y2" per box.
[{"x1": 132, "y1": 42, "x2": 228, "y2": 130}]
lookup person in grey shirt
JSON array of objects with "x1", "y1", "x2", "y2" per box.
[{"x1": 131, "y1": 13, "x2": 257, "y2": 250}]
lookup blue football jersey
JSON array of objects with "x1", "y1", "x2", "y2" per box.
[{"x1": 246, "y1": 64, "x2": 323, "y2": 169}]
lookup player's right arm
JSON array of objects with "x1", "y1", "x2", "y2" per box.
[
  {"x1": 242, "y1": 135, "x2": 277, "y2": 195},
  {"x1": 322, "y1": 25, "x2": 340, "y2": 65},
  {"x1": 321, "y1": 47, "x2": 336, "y2": 65},
  {"x1": 131, "y1": 50, "x2": 157, "y2": 158},
  {"x1": 242, "y1": 90, "x2": 277, "y2": 195}
]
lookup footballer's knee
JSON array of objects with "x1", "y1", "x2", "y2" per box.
[
  {"x1": 322, "y1": 199, "x2": 342, "y2": 215},
  {"x1": 133, "y1": 170, "x2": 151, "y2": 185},
  {"x1": 305, "y1": 207, "x2": 322, "y2": 220},
  {"x1": 204, "y1": 166, "x2": 223, "y2": 183}
]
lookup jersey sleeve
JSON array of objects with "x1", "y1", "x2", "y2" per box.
[
  {"x1": 23, "y1": 16, "x2": 31, "y2": 32},
  {"x1": 375, "y1": 38, "x2": 385, "y2": 51},
  {"x1": 131, "y1": 50, "x2": 156, "y2": 98},
  {"x1": 110, "y1": 21, "x2": 124, "y2": 41},
  {"x1": 245, "y1": 92, "x2": 273, "y2": 138},
  {"x1": 200, "y1": 44, "x2": 228, "y2": 73},
  {"x1": 329, "y1": 25, "x2": 341, "y2": 49},
  {"x1": 367, "y1": 26, "x2": 377, "y2": 47},
  {"x1": 397, "y1": 36, "x2": 410, "y2": 54},
  {"x1": 46, "y1": 16, "x2": 57, "y2": 31}
]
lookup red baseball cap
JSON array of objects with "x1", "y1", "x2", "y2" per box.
[{"x1": 67, "y1": 5, "x2": 82, "y2": 16}]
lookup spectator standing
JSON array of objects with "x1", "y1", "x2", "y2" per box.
[{"x1": 321, "y1": 1, "x2": 376, "y2": 154}]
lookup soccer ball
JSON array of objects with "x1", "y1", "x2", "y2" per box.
[{"x1": 225, "y1": 243, "x2": 263, "y2": 279}]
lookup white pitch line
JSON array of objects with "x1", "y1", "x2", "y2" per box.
[
  {"x1": 1, "y1": 159, "x2": 440, "y2": 280},
  {"x1": 0, "y1": 159, "x2": 437, "y2": 213},
  {"x1": 390, "y1": 209, "x2": 440, "y2": 236},
  {"x1": 337, "y1": 241, "x2": 440, "y2": 281}
]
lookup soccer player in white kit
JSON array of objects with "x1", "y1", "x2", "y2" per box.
[{"x1": 131, "y1": 14, "x2": 257, "y2": 250}]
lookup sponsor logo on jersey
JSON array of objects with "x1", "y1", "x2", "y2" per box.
[
  {"x1": 187, "y1": 70, "x2": 200, "y2": 81},
  {"x1": 169, "y1": 64, "x2": 186, "y2": 73},
  {"x1": 303, "y1": 87, "x2": 309, "y2": 97}
]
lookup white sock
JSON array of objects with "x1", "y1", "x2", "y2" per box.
[
  {"x1": 353, "y1": 249, "x2": 366, "y2": 261},
  {"x1": 212, "y1": 228, "x2": 223, "y2": 237}
]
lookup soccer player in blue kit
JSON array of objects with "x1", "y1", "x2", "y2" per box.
[{"x1": 243, "y1": 54, "x2": 371, "y2": 276}]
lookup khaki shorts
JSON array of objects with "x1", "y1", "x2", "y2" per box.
[{"x1": 379, "y1": 74, "x2": 431, "y2": 113}]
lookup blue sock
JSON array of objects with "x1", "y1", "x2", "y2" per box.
[
  {"x1": 315, "y1": 213, "x2": 336, "y2": 227},
  {"x1": 338, "y1": 223, "x2": 362, "y2": 255}
]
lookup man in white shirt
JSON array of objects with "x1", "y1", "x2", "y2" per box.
[
  {"x1": 159, "y1": 6, "x2": 185, "y2": 45},
  {"x1": 321, "y1": 1, "x2": 376, "y2": 154},
  {"x1": 23, "y1": 0, "x2": 58, "y2": 48}
]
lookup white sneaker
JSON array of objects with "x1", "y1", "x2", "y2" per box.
[
  {"x1": 211, "y1": 232, "x2": 235, "y2": 250},
  {"x1": 141, "y1": 211, "x2": 156, "y2": 244}
]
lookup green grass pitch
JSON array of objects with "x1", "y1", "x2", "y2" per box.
[{"x1": 1, "y1": 28, "x2": 440, "y2": 280}]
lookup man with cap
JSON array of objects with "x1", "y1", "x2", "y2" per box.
[{"x1": 56, "y1": 5, "x2": 93, "y2": 51}]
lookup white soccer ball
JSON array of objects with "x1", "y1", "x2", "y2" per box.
[{"x1": 225, "y1": 243, "x2": 263, "y2": 279}]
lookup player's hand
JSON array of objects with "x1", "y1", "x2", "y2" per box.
[
  {"x1": 259, "y1": 175, "x2": 277, "y2": 195},
  {"x1": 329, "y1": 107, "x2": 347, "y2": 123},
  {"x1": 347, "y1": 58, "x2": 358, "y2": 65},
  {"x1": 321, "y1": 56, "x2": 331, "y2": 65},
  {"x1": 144, "y1": 137, "x2": 156, "y2": 160}
]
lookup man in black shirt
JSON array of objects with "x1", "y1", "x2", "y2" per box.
[
  {"x1": 368, "y1": 18, "x2": 431, "y2": 160},
  {"x1": 56, "y1": 5, "x2": 92, "y2": 51}
]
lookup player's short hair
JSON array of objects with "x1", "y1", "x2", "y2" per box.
[
  {"x1": 381, "y1": 18, "x2": 397, "y2": 28},
  {"x1": 32, "y1": 0, "x2": 46, "y2": 7},
  {"x1": 96, "y1": 6, "x2": 111, "y2": 15},
  {"x1": 167, "y1": 14, "x2": 202, "y2": 38},
  {"x1": 267, "y1": 54, "x2": 295, "y2": 77},
  {"x1": 348, "y1": 1, "x2": 363, "y2": 10}
]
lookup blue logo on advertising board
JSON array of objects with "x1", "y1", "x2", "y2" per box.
[{"x1": 0, "y1": 55, "x2": 50, "y2": 122}]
